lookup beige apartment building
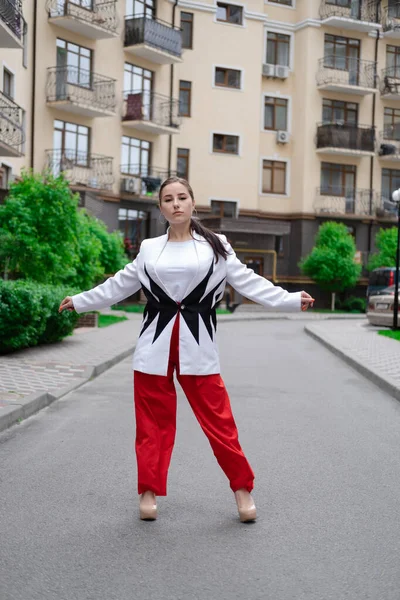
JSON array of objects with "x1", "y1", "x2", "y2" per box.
[{"x1": 1, "y1": 0, "x2": 399, "y2": 293}]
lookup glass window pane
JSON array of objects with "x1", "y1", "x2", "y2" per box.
[
  {"x1": 264, "y1": 103, "x2": 274, "y2": 129},
  {"x1": 65, "y1": 131, "x2": 77, "y2": 150},
  {"x1": 213, "y1": 134, "x2": 224, "y2": 150},
  {"x1": 215, "y1": 68, "x2": 225, "y2": 85},
  {"x1": 277, "y1": 40, "x2": 289, "y2": 66},
  {"x1": 227, "y1": 70, "x2": 240, "y2": 87},
  {"x1": 266, "y1": 39, "x2": 275, "y2": 65},
  {"x1": 217, "y1": 4, "x2": 227, "y2": 20},
  {"x1": 262, "y1": 164, "x2": 272, "y2": 192},
  {"x1": 225, "y1": 136, "x2": 238, "y2": 153},
  {"x1": 274, "y1": 167, "x2": 285, "y2": 193},
  {"x1": 276, "y1": 104, "x2": 287, "y2": 130},
  {"x1": 229, "y1": 5, "x2": 242, "y2": 23}
]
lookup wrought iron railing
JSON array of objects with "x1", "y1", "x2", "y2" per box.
[
  {"x1": 122, "y1": 91, "x2": 180, "y2": 129},
  {"x1": 124, "y1": 15, "x2": 182, "y2": 58},
  {"x1": 316, "y1": 56, "x2": 377, "y2": 89},
  {"x1": 315, "y1": 187, "x2": 377, "y2": 216},
  {"x1": 380, "y1": 66, "x2": 400, "y2": 95},
  {"x1": 0, "y1": 91, "x2": 24, "y2": 152},
  {"x1": 46, "y1": 66, "x2": 116, "y2": 113},
  {"x1": 377, "y1": 195, "x2": 399, "y2": 216},
  {"x1": 316, "y1": 122, "x2": 375, "y2": 152},
  {"x1": 378, "y1": 129, "x2": 400, "y2": 157},
  {"x1": 46, "y1": 149, "x2": 114, "y2": 190},
  {"x1": 383, "y1": 2, "x2": 400, "y2": 33},
  {"x1": 120, "y1": 165, "x2": 177, "y2": 194},
  {"x1": 319, "y1": 0, "x2": 380, "y2": 23},
  {"x1": 46, "y1": 0, "x2": 117, "y2": 34},
  {"x1": 0, "y1": 0, "x2": 24, "y2": 41}
]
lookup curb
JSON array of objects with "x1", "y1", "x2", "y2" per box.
[
  {"x1": 304, "y1": 325, "x2": 400, "y2": 403},
  {"x1": 0, "y1": 344, "x2": 136, "y2": 434}
]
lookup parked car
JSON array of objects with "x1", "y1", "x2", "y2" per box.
[
  {"x1": 367, "y1": 267, "x2": 400, "y2": 299},
  {"x1": 367, "y1": 288, "x2": 400, "y2": 327}
]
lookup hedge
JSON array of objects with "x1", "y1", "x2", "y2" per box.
[{"x1": 0, "y1": 280, "x2": 79, "y2": 354}]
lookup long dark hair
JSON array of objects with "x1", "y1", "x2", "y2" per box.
[{"x1": 158, "y1": 176, "x2": 229, "y2": 262}]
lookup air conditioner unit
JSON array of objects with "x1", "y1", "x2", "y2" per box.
[
  {"x1": 276, "y1": 130, "x2": 290, "y2": 144},
  {"x1": 275, "y1": 65, "x2": 289, "y2": 79},
  {"x1": 262, "y1": 63, "x2": 275, "y2": 78},
  {"x1": 121, "y1": 177, "x2": 141, "y2": 194}
]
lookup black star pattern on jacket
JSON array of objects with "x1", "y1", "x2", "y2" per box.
[{"x1": 139, "y1": 262, "x2": 226, "y2": 345}]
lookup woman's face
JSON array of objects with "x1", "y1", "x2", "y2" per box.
[{"x1": 159, "y1": 182, "x2": 195, "y2": 226}]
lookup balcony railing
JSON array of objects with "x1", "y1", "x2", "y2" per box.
[
  {"x1": 378, "y1": 128, "x2": 400, "y2": 159},
  {"x1": 124, "y1": 15, "x2": 182, "y2": 60},
  {"x1": 120, "y1": 165, "x2": 176, "y2": 195},
  {"x1": 377, "y1": 195, "x2": 399, "y2": 217},
  {"x1": 122, "y1": 91, "x2": 180, "y2": 131},
  {"x1": 319, "y1": 0, "x2": 380, "y2": 23},
  {"x1": 315, "y1": 187, "x2": 377, "y2": 216},
  {"x1": 46, "y1": 149, "x2": 113, "y2": 191},
  {"x1": 316, "y1": 122, "x2": 375, "y2": 153},
  {"x1": 383, "y1": 2, "x2": 400, "y2": 34},
  {"x1": 0, "y1": 91, "x2": 24, "y2": 155},
  {"x1": 316, "y1": 56, "x2": 377, "y2": 91},
  {"x1": 46, "y1": 66, "x2": 116, "y2": 115},
  {"x1": 46, "y1": 0, "x2": 118, "y2": 37},
  {"x1": 0, "y1": 0, "x2": 24, "y2": 43},
  {"x1": 380, "y1": 66, "x2": 400, "y2": 96}
]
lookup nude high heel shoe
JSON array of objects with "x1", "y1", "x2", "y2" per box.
[
  {"x1": 234, "y1": 489, "x2": 257, "y2": 523},
  {"x1": 139, "y1": 491, "x2": 157, "y2": 520}
]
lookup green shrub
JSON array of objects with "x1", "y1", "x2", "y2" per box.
[
  {"x1": 0, "y1": 280, "x2": 79, "y2": 353},
  {"x1": 338, "y1": 296, "x2": 366, "y2": 313}
]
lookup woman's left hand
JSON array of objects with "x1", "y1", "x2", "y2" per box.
[{"x1": 301, "y1": 291, "x2": 315, "y2": 311}]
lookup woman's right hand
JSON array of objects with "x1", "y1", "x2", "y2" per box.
[{"x1": 59, "y1": 296, "x2": 75, "y2": 313}]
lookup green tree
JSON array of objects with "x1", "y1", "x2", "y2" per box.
[
  {"x1": 367, "y1": 227, "x2": 397, "y2": 271},
  {"x1": 300, "y1": 221, "x2": 361, "y2": 310}
]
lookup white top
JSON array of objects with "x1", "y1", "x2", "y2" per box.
[{"x1": 155, "y1": 239, "x2": 198, "y2": 302}]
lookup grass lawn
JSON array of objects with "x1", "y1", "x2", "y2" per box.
[
  {"x1": 378, "y1": 330, "x2": 400, "y2": 342},
  {"x1": 98, "y1": 314, "x2": 128, "y2": 328},
  {"x1": 112, "y1": 304, "x2": 231, "y2": 315}
]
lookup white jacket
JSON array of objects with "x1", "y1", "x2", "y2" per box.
[{"x1": 72, "y1": 232, "x2": 302, "y2": 375}]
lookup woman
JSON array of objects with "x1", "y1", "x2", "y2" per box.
[{"x1": 59, "y1": 177, "x2": 314, "y2": 523}]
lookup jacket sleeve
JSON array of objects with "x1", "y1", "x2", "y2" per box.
[
  {"x1": 71, "y1": 247, "x2": 143, "y2": 314},
  {"x1": 221, "y1": 235, "x2": 302, "y2": 312}
]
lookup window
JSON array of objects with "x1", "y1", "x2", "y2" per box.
[
  {"x1": 3, "y1": 68, "x2": 13, "y2": 99},
  {"x1": 53, "y1": 119, "x2": 90, "y2": 166},
  {"x1": 70, "y1": 0, "x2": 94, "y2": 8},
  {"x1": 216, "y1": 3, "x2": 243, "y2": 25},
  {"x1": 56, "y1": 39, "x2": 92, "y2": 87},
  {"x1": 262, "y1": 160, "x2": 286, "y2": 194},
  {"x1": 215, "y1": 67, "x2": 241, "y2": 89},
  {"x1": 181, "y1": 12, "x2": 193, "y2": 49},
  {"x1": 23, "y1": 23, "x2": 28, "y2": 68},
  {"x1": 211, "y1": 200, "x2": 237, "y2": 217},
  {"x1": 386, "y1": 45, "x2": 400, "y2": 77},
  {"x1": 118, "y1": 208, "x2": 148, "y2": 254},
  {"x1": 384, "y1": 107, "x2": 400, "y2": 140},
  {"x1": 213, "y1": 134, "x2": 239, "y2": 154},
  {"x1": 244, "y1": 257, "x2": 263, "y2": 275},
  {"x1": 275, "y1": 235, "x2": 284, "y2": 256},
  {"x1": 126, "y1": 0, "x2": 155, "y2": 18},
  {"x1": 324, "y1": 34, "x2": 360, "y2": 70},
  {"x1": 266, "y1": 32, "x2": 290, "y2": 66},
  {"x1": 179, "y1": 80, "x2": 191, "y2": 117},
  {"x1": 268, "y1": 0, "x2": 292, "y2": 5},
  {"x1": 124, "y1": 63, "x2": 153, "y2": 94},
  {"x1": 320, "y1": 162, "x2": 356, "y2": 196},
  {"x1": 382, "y1": 168, "x2": 400, "y2": 202},
  {"x1": 322, "y1": 99, "x2": 358, "y2": 125},
  {"x1": 264, "y1": 96, "x2": 288, "y2": 131},
  {"x1": 177, "y1": 148, "x2": 190, "y2": 179},
  {"x1": 121, "y1": 136, "x2": 151, "y2": 175}
]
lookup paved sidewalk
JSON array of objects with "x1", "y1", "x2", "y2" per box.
[{"x1": 2, "y1": 307, "x2": 398, "y2": 433}]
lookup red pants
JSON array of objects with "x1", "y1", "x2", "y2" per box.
[{"x1": 133, "y1": 314, "x2": 254, "y2": 496}]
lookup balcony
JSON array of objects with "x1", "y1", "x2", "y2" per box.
[
  {"x1": 198, "y1": 217, "x2": 291, "y2": 236},
  {"x1": 378, "y1": 125, "x2": 400, "y2": 160},
  {"x1": 120, "y1": 165, "x2": 175, "y2": 197},
  {"x1": 380, "y1": 66, "x2": 400, "y2": 99},
  {"x1": 46, "y1": 66, "x2": 116, "y2": 118},
  {"x1": 124, "y1": 15, "x2": 182, "y2": 65},
  {"x1": 314, "y1": 188, "x2": 377, "y2": 217},
  {"x1": 316, "y1": 123, "x2": 375, "y2": 156},
  {"x1": 0, "y1": 0, "x2": 25, "y2": 48},
  {"x1": 0, "y1": 91, "x2": 24, "y2": 157},
  {"x1": 382, "y1": 2, "x2": 400, "y2": 38},
  {"x1": 316, "y1": 57, "x2": 377, "y2": 95},
  {"x1": 376, "y1": 195, "x2": 399, "y2": 217},
  {"x1": 122, "y1": 91, "x2": 180, "y2": 135},
  {"x1": 46, "y1": 0, "x2": 118, "y2": 39},
  {"x1": 319, "y1": 0, "x2": 381, "y2": 33},
  {"x1": 46, "y1": 149, "x2": 113, "y2": 191}
]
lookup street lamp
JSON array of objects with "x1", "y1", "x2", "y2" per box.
[{"x1": 391, "y1": 189, "x2": 400, "y2": 329}]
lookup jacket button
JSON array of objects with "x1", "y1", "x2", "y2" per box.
[{"x1": 181, "y1": 304, "x2": 185, "y2": 310}]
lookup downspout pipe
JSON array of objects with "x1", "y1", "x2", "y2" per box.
[
  {"x1": 168, "y1": 0, "x2": 179, "y2": 176},
  {"x1": 30, "y1": 0, "x2": 38, "y2": 170},
  {"x1": 368, "y1": 4, "x2": 380, "y2": 253}
]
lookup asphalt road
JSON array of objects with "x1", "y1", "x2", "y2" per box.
[{"x1": 1, "y1": 320, "x2": 400, "y2": 600}]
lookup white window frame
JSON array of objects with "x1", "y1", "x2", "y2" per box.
[
  {"x1": 264, "y1": 27, "x2": 294, "y2": 71},
  {"x1": 212, "y1": 64, "x2": 244, "y2": 91},
  {"x1": 261, "y1": 92, "x2": 292, "y2": 134},
  {"x1": 210, "y1": 131, "x2": 242, "y2": 157},
  {"x1": 265, "y1": 0, "x2": 296, "y2": 10},
  {"x1": 1, "y1": 62, "x2": 16, "y2": 99},
  {"x1": 208, "y1": 197, "x2": 240, "y2": 217},
  {"x1": 214, "y1": 0, "x2": 247, "y2": 28},
  {"x1": 260, "y1": 156, "x2": 290, "y2": 197}
]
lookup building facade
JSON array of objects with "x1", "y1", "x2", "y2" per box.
[{"x1": 0, "y1": 0, "x2": 399, "y2": 293}]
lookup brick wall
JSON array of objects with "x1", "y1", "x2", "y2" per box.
[{"x1": 74, "y1": 312, "x2": 98, "y2": 328}]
